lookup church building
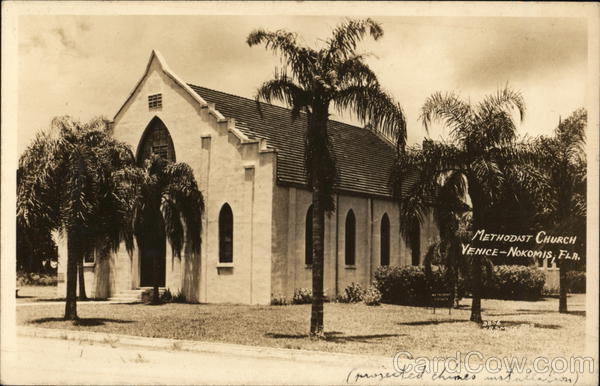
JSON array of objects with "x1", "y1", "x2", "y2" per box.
[{"x1": 56, "y1": 50, "x2": 438, "y2": 304}]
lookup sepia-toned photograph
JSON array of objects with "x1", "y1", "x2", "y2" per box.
[{"x1": 2, "y1": 1, "x2": 598, "y2": 385}]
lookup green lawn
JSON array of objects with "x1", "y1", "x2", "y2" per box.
[
  {"x1": 17, "y1": 292, "x2": 586, "y2": 359},
  {"x1": 16, "y1": 285, "x2": 60, "y2": 302}
]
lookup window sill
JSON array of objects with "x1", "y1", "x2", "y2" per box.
[
  {"x1": 217, "y1": 263, "x2": 234, "y2": 268},
  {"x1": 345, "y1": 265, "x2": 357, "y2": 270},
  {"x1": 83, "y1": 262, "x2": 96, "y2": 268}
]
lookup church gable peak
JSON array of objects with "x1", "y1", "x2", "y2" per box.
[{"x1": 113, "y1": 50, "x2": 228, "y2": 126}]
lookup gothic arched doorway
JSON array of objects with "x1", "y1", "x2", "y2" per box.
[{"x1": 136, "y1": 117, "x2": 176, "y2": 287}]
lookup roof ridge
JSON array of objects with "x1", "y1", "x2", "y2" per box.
[{"x1": 186, "y1": 82, "x2": 411, "y2": 199}]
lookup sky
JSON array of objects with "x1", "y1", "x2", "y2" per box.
[{"x1": 17, "y1": 14, "x2": 588, "y2": 154}]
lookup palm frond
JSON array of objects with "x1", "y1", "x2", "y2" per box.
[
  {"x1": 247, "y1": 29, "x2": 316, "y2": 86},
  {"x1": 420, "y1": 91, "x2": 471, "y2": 134},
  {"x1": 333, "y1": 84, "x2": 407, "y2": 150},
  {"x1": 334, "y1": 53, "x2": 379, "y2": 87},
  {"x1": 326, "y1": 18, "x2": 383, "y2": 60},
  {"x1": 254, "y1": 75, "x2": 309, "y2": 120},
  {"x1": 477, "y1": 86, "x2": 525, "y2": 124}
]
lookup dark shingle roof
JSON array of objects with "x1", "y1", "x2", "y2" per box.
[{"x1": 188, "y1": 84, "x2": 402, "y2": 199}]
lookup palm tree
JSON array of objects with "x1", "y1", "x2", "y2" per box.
[
  {"x1": 133, "y1": 155, "x2": 204, "y2": 304},
  {"x1": 17, "y1": 116, "x2": 138, "y2": 320},
  {"x1": 247, "y1": 18, "x2": 407, "y2": 338},
  {"x1": 393, "y1": 88, "x2": 547, "y2": 323},
  {"x1": 421, "y1": 174, "x2": 471, "y2": 308},
  {"x1": 531, "y1": 109, "x2": 586, "y2": 313}
]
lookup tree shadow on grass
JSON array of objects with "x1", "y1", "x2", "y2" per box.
[
  {"x1": 30, "y1": 317, "x2": 133, "y2": 326},
  {"x1": 265, "y1": 332, "x2": 404, "y2": 344},
  {"x1": 32, "y1": 298, "x2": 66, "y2": 302},
  {"x1": 397, "y1": 319, "x2": 467, "y2": 326},
  {"x1": 489, "y1": 309, "x2": 585, "y2": 317},
  {"x1": 499, "y1": 321, "x2": 562, "y2": 329},
  {"x1": 487, "y1": 311, "x2": 553, "y2": 317}
]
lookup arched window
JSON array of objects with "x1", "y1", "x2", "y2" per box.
[
  {"x1": 380, "y1": 213, "x2": 390, "y2": 266},
  {"x1": 305, "y1": 205, "x2": 313, "y2": 265},
  {"x1": 137, "y1": 117, "x2": 176, "y2": 164},
  {"x1": 219, "y1": 203, "x2": 233, "y2": 263},
  {"x1": 345, "y1": 210, "x2": 356, "y2": 266}
]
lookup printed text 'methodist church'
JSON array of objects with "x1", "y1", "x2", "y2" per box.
[{"x1": 56, "y1": 50, "x2": 439, "y2": 304}]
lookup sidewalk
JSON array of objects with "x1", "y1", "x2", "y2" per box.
[
  {"x1": 17, "y1": 325, "x2": 391, "y2": 367},
  {"x1": 7, "y1": 332, "x2": 384, "y2": 385}
]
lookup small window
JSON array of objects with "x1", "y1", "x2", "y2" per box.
[
  {"x1": 345, "y1": 210, "x2": 356, "y2": 266},
  {"x1": 84, "y1": 251, "x2": 95, "y2": 264},
  {"x1": 148, "y1": 93, "x2": 162, "y2": 109},
  {"x1": 305, "y1": 205, "x2": 313, "y2": 265},
  {"x1": 380, "y1": 214, "x2": 390, "y2": 266},
  {"x1": 219, "y1": 203, "x2": 233, "y2": 263}
]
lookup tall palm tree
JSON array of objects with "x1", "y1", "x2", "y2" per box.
[
  {"x1": 133, "y1": 155, "x2": 204, "y2": 304},
  {"x1": 247, "y1": 18, "x2": 406, "y2": 338},
  {"x1": 531, "y1": 108, "x2": 586, "y2": 313},
  {"x1": 393, "y1": 88, "x2": 547, "y2": 323},
  {"x1": 421, "y1": 174, "x2": 471, "y2": 308},
  {"x1": 17, "y1": 116, "x2": 138, "y2": 320}
]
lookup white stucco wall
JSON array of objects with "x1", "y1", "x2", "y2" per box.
[
  {"x1": 102, "y1": 53, "x2": 275, "y2": 304},
  {"x1": 271, "y1": 185, "x2": 424, "y2": 300}
]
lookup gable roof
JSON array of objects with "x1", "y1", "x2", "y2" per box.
[
  {"x1": 188, "y1": 84, "x2": 407, "y2": 199},
  {"x1": 113, "y1": 50, "x2": 415, "y2": 200}
]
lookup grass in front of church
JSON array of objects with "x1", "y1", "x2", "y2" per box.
[
  {"x1": 17, "y1": 293, "x2": 586, "y2": 359},
  {"x1": 16, "y1": 285, "x2": 61, "y2": 302}
]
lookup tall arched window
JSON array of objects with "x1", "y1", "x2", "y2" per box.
[
  {"x1": 137, "y1": 117, "x2": 176, "y2": 164},
  {"x1": 305, "y1": 205, "x2": 313, "y2": 265},
  {"x1": 219, "y1": 203, "x2": 233, "y2": 263},
  {"x1": 380, "y1": 213, "x2": 390, "y2": 266},
  {"x1": 345, "y1": 210, "x2": 356, "y2": 266}
]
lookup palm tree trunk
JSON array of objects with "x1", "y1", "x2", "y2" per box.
[
  {"x1": 152, "y1": 249, "x2": 160, "y2": 304},
  {"x1": 559, "y1": 260, "x2": 568, "y2": 313},
  {"x1": 310, "y1": 188, "x2": 325, "y2": 339},
  {"x1": 448, "y1": 265, "x2": 459, "y2": 309},
  {"x1": 78, "y1": 258, "x2": 88, "y2": 301},
  {"x1": 467, "y1": 180, "x2": 484, "y2": 323},
  {"x1": 453, "y1": 279, "x2": 460, "y2": 308},
  {"x1": 470, "y1": 255, "x2": 483, "y2": 322},
  {"x1": 64, "y1": 233, "x2": 78, "y2": 320}
]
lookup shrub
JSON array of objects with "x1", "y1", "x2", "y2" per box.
[
  {"x1": 16, "y1": 271, "x2": 58, "y2": 286},
  {"x1": 362, "y1": 286, "x2": 381, "y2": 306},
  {"x1": 290, "y1": 288, "x2": 331, "y2": 304},
  {"x1": 292, "y1": 288, "x2": 312, "y2": 304},
  {"x1": 566, "y1": 271, "x2": 586, "y2": 293},
  {"x1": 482, "y1": 265, "x2": 545, "y2": 300},
  {"x1": 271, "y1": 293, "x2": 289, "y2": 306},
  {"x1": 374, "y1": 264, "x2": 545, "y2": 305},
  {"x1": 373, "y1": 266, "x2": 429, "y2": 305},
  {"x1": 343, "y1": 282, "x2": 365, "y2": 303},
  {"x1": 172, "y1": 291, "x2": 187, "y2": 303},
  {"x1": 160, "y1": 288, "x2": 173, "y2": 302},
  {"x1": 157, "y1": 289, "x2": 188, "y2": 303}
]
